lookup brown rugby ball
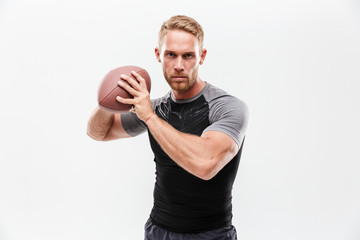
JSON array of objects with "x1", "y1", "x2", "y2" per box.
[{"x1": 98, "y1": 66, "x2": 151, "y2": 113}]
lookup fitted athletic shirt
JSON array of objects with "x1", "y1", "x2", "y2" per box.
[{"x1": 121, "y1": 83, "x2": 249, "y2": 233}]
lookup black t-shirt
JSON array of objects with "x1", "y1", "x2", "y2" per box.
[{"x1": 121, "y1": 83, "x2": 249, "y2": 233}]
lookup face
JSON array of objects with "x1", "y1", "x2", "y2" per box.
[{"x1": 155, "y1": 30, "x2": 206, "y2": 93}]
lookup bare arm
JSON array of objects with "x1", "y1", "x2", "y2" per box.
[{"x1": 87, "y1": 107, "x2": 131, "y2": 141}]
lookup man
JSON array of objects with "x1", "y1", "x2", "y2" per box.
[{"x1": 87, "y1": 15, "x2": 248, "y2": 240}]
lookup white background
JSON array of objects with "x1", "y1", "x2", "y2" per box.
[{"x1": 0, "y1": 0, "x2": 359, "y2": 239}]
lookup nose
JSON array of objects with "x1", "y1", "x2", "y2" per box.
[{"x1": 174, "y1": 57, "x2": 184, "y2": 72}]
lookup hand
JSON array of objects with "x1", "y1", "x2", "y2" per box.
[{"x1": 116, "y1": 71, "x2": 154, "y2": 122}]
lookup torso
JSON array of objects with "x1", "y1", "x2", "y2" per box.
[{"x1": 148, "y1": 83, "x2": 245, "y2": 233}]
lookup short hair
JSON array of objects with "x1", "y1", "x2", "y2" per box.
[{"x1": 158, "y1": 15, "x2": 204, "y2": 51}]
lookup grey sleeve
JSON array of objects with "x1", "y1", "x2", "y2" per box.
[
  {"x1": 120, "y1": 98, "x2": 163, "y2": 137},
  {"x1": 120, "y1": 112, "x2": 147, "y2": 137},
  {"x1": 203, "y1": 96, "x2": 249, "y2": 148}
]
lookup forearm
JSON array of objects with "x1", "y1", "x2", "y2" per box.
[
  {"x1": 87, "y1": 107, "x2": 114, "y2": 141},
  {"x1": 146, "y1": 115, "x2": 221, "y2": 180}
]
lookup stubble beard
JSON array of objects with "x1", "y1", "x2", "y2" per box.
[{"x1": 163, "y1": 67, "x2": 199, "y2": 93}]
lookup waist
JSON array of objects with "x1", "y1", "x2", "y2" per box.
[{"x1": 150, "y1": 183, "x2": 233, "y2": 233}]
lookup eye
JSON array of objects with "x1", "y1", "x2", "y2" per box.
[
  {"x1": 166, "y1": 52, "x2": 175, "y2": 57},
  {"x1": 184, "y1": 53, "x2": 193, "y2": 58}
]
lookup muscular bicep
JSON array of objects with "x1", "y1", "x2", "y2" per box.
[
  {"x1": 198, "y1": 96, "x2": 248, "y2": 178},
  {"x1": 200, "y1": 130, "x2": 239, "y2": 176}
]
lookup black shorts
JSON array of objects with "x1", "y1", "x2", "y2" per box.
[{"x1": 144, "y1": 218, "x2": 237, "y2": 240}]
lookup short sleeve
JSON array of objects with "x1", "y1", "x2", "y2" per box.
[
  {"x1": 120, "y1": 97, "x2": 164, "y2": 137},
  {"x1": 203, "y1": 95, "x2": 249, "y2": 148},
  {"x1": 120, "y1": 112, "x2": 147, "y2": 137}
]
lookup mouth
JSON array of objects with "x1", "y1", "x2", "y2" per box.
[{"x1": 171, "y1": 76, "x2": 187, "y2": 80}]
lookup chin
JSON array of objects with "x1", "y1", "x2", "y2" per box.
[
  {"x1": 169, "y1": 83, "x2": 187, "y2": 92},
  {"x1": 171, "y1": 81, "x2": 195, "y2": 93}
]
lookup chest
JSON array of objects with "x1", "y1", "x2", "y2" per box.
[
  {"x1": 157, "y1": 95, "x2": 210, "y2": 135},
  {"x1": 148, "y1": 96, "x2": 210, "y2": 163}
]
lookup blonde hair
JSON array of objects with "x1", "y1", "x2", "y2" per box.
[{"x1": 158, "y1": 15, "x2": 204, "y2": 50}]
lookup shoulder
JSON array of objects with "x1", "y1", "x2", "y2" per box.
[
  {"x1": 151, "y1": 91, "x2": 171, "y2": 109},
  {"x1": 202, "y1": 83, "x2": 249, "y2": 120},
  {"x1": 201, "y1": 83, "x2": 249, "y2": 148}
]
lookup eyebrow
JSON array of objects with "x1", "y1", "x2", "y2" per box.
[{"x1": 164, "y1": 50, "x2": 196, "y2": 55}]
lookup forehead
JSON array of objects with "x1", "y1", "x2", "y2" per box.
[{"x1": 162, "y1": 30, "x2": 199, "y2": 52}]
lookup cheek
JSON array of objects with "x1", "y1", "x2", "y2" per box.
[
  {"x1": 191, "y1": 56, "x2": 201, "y2": 68},
  {"x1": 162, "y1": 58, "x2": 174, "y2": 67},
  {"x1": 187, "y1": 60, "x2": 199, "y2": 72},
  {"x1": 161, "y1": 60, "x2": 170, "y2": 71}
]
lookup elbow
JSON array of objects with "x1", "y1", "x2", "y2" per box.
[
  {"x1": 197, "y1": 171, "x2": 216, "y2": 181},
  {"x1": 87, "y1": 131, "x2": 101, "y2": 141},
  {"x1": 194, "y1": 159, "x2": 218, "y2": 181},
  {"x1": 199, "y1": 174, "x2": 214, "y2": 181},
  {"x1": 86, "y1": 120, "x2": 112, "y2": 141},
  {"x1": 198, "y1": 170, "x2": 217, "y2": 181},
  {"x1": 87, "y1": 128, "x2": 107, "y2": 141}
]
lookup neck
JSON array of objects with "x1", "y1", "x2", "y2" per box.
[{"x1": 172, "y1": 78, "x2": 206, "y2": 100}]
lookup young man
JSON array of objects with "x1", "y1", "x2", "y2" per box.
[{"x1": 87, "y1": 15, "x2": 248, "y2": 240}]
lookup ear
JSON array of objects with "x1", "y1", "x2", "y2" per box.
[
  {"x1": 155, "y1": 47, "x2": 161, "y2": 63},
  {"x1": 199, "y1": 48, "x2": 207, "y2": 65}
]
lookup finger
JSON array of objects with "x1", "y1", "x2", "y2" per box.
[
  {"x1": 118, "y1": 80, "x2": 139, "y2": 97},
  {"x1": 120, "y1": 74, "x2": 142, "y2": 91},
  {"x1": 116, "y1": 96, "x2": 134, "y2": 105},
  {"x1": 131, "y1": 71, "x2": 147, "y2": 89}
]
